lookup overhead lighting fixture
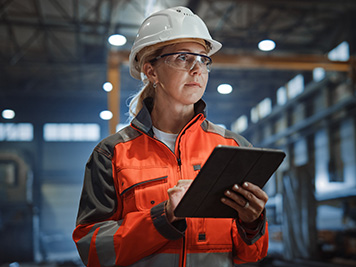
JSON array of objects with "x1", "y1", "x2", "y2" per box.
[
  {"x1": 258, "y1": 39, "x2": 276, "y2": 51},
  {"x1": 103, "y1": 82, "x2": 113, "y2": 92},
  {"x1": 108, "y1": 34, "x2": 127, "y2": 46},
  {"x1": 99, "y1": 110, "x2": 113, "y2": 120},
  {"x1": 2, "y1": 109, "x2": 15, "y2": 119},
  {"x1": 217, "y1": 84, "x2": 233, "y2": 95}
]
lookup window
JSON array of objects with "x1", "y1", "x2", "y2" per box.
[
  {"x1": 287, "y1": 74, "x2": 304, "y2": 99},
  {"x1": 328, "y1": 41, "x2": 349, "y2": 61},
  {"x1": 0, "y1": 123, "x2": 33, "y2": 141},
  {"x1": 231, "y1": 115, "x2": 248, "y2": 133},
  {"x1": 277, "y1": 86, "x2": 287, "y2": 106},
  {"x1": 250, "y1": 98, "x2": 272, "y2": 123},
  {"x1": 43, "y1": 123, "x2": 100, "y2": 142},
  {"x1": 251, "y1": 107, "x2": 259, "y2": 123},
  {"x1": 258, "y1": 98, "x2": 272, "y2": 119}
]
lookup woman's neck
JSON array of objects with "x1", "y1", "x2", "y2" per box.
[{"x1": 151, "y1": 98, "x2": 195, "y2": 134}]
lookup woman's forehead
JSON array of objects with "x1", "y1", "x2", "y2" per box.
[{"x1": 162, "y1": 42, "x2": 208, "y2": 54}]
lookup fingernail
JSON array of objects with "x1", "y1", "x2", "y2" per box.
[
  {"x1": 221, "y1": 198, "x2": 226, "y2": 202},
  {"x1": 244, "y1": 182, "x2": 248, "y2": 187},
  {"x1": 234, "y1": 184, "x2": 239, "y2": 190},
  {"x1": 226, "y1": 190, "x2": 231, "y2": 195}
]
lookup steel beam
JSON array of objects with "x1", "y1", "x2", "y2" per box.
[
  {"x1": 109, "y1": 50, "x2": 351, "y2": 72},
  {"x1": 107, "y1": 50, "x2": 123, "y2": 134}
]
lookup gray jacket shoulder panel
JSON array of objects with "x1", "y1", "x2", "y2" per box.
[
  {"x1": 94, "y1": 125, "x2": 142, "y2": 159},
  {"x1": 201, "y1": 120, "x2": 252, "y2": 147}
]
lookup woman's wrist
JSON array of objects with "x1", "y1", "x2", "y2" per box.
[
  {"x1": 165, "y1": 200, "x2": 176, "y2": 223},
  {"x1": 239, "y1": 211, "x2": 264, "y2": 230},
  {"x1": 240, "y1": 219, "x2": 260, "y2": 230}
]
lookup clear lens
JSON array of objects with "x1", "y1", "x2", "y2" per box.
[{"x1": 157, "y1": 52, "x2": 211, "y2": 73}]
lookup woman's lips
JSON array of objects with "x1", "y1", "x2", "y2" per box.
[{"x1": 185, "y1": 82, "x2": 201, "y2": 87}]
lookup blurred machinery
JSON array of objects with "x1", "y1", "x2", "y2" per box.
[
  {"x1": 246, "y1": 71, "x2": 356, "y2": 264},
  {"x1": 0, "y1": 152, "x2": 40, "y2": 263}
]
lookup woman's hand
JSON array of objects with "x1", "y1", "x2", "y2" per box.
[
  {"x1": 166, "y1": 180, "x2": 193, "y2": 223},
  {"x1": 221, "y1": 182, "x2": 268, "y2": 224}
]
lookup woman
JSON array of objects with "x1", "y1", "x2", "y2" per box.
[{"x1": 73, "y1": 6, "x2": 269, "y2": 267}]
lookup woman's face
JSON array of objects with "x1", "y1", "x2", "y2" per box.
[{"x1": 151, "y1": 42, "x2": 209, "y2": 107}]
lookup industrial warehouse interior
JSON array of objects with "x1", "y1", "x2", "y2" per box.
[{"x1": 1, "y1": 0, "x2": 356, "y2": 266}]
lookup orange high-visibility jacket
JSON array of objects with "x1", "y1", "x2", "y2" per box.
[{"x1": 73, "y1": 98, "x2": 268, "y2": 267}]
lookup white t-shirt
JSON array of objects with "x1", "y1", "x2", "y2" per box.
[{"x1": 152, "y1": 126, "x2": 178, "y2": 152}]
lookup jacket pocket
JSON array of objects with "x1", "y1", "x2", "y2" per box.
[{"x1": 118, "y1": 167, "x2": 169, "y2": 212}]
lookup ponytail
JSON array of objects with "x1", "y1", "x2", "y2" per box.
[
  {"x1": 128, "y1": 44, "x2": 165, "y2": 118},
  {"x1": 128, "y1": 82, "x2": 155, "y2": 118}
]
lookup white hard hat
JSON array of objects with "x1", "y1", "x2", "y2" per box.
[{"x1": 129, "y1": 6, "x2": 222, "y2": 80}]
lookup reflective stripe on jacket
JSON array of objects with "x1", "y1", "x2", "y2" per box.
[{"x1": 73, "y1": 98, "x2": 269, "y2": 266}]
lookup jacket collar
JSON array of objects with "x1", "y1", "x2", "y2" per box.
[{"x1": 131, "y1": 97, "x2": 207, "y2": 136}]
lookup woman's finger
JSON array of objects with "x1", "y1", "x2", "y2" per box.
[
  {"x1": 223, "y1": 189, "x2": 249, "y2": 208},
  {"x1": 233, "y1": 182, "x2": 268, "y2": 203}
]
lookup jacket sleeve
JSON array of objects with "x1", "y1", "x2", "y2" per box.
[
  {"x1": 232, "y1": 209, "x2": 269, "y2": 264},
  {"x1": 72, "y1": 145, "x2": 186, "y2": 267}
]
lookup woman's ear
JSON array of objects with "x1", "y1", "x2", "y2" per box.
[{"x1": 143, "y1": 62, "x2": 157, "y2": 83}]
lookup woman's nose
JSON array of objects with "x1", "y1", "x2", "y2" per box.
[{"x1": 189, "y1": 59, "x2": 204, "y2": 75}]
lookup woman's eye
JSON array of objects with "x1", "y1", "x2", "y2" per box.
[{"x1": 176, "y1": 54, "x2": 188, "y2": 61}]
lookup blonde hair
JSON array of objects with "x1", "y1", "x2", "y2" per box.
[
  {"x1": 128, "y1": 44, "x2": 165, "y2": 117},
  {"x1": 128, "y1": 38, "x2": 210, "y2": 118}
]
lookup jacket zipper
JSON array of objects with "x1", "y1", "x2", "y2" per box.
[
  {"x1": 181, "y1": 235, "x2": 186, "y2": 267},
  {"x1": 174, "y1": 114, "x2": 202, "y2": 169},
  {"x1": 177, "y1": 157, "x2": 182, "y2": 169}
]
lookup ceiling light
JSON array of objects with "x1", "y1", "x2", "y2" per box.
[
  {"x1": 103, "y1": 82, "x2": 113, "y2": 92},
  {"x1": 217, "y1": 84, "x2": 233, "y2": 95},
  {"x1": 99, "y1": 110, "x2": 113, "y2": 120},
  {"x1": 108, "y1": 34, "x2": 127, "y2": 46},
  {"x1": 2, "y1": 109, "x2": 15, "y2": 119},
  {"x1": 258, "y1": 39, "x2": 276, "y2": 51}
]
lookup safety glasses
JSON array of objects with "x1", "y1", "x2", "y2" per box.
[{"x1": 150, "y1": 52, "x2": 212, "y2": 73}]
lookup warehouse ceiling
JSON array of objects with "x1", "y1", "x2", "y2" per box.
[{"x1": 0, "y1": 0, "x2": 355, "y2": 128}]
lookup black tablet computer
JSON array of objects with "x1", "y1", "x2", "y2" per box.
[{"x1": 174, "y1": 145, "x2": 286, "y2": 218}]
